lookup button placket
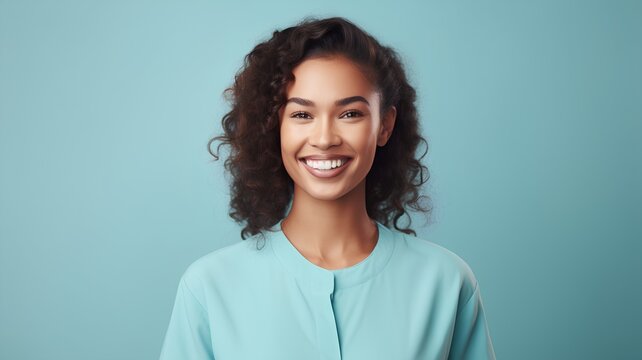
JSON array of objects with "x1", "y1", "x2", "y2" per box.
[{"x1": 313, "y1": 273, "x2": 341, "y2": 360}]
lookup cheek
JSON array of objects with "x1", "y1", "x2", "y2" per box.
[
  {"x1": 279, "y1": 124, "x2": 292, "y2": 146},
  {"x1": 280, "y1": 125, "x2": 302, "y2": 155},
  {"x1": 348, "y1": 127, "x2": 379, "y2": 154}
]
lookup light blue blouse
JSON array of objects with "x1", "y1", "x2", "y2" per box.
[{"x1": 159, "y1": 220, "x2": 496, "y2": 359}]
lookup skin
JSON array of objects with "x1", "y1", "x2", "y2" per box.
[{"x1": 277, "y1": 54, "x2": 396, "y2": 270}]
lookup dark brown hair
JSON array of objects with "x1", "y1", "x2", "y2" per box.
[{"x1": 208, "y1": 16, "x2": 432, "y2": 240}]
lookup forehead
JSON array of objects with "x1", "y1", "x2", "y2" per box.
[{"x1": 284, "y1": 55, "x2": 377, "y2": 104}]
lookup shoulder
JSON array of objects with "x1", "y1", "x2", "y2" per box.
[
  {"x1": 179, "y1": 233, "x2": 273, "y2": 295},
  {"x1": 390, "y1": 229, "x2": 479, "y2": 302}
]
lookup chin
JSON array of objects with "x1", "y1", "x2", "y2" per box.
[
  {"x1": 313, "y1": 193, "x2": 348, "y2": 201},
  {"x1": 297, "y1": 184, "x2": 348, "y2": 201},
  {"x1": 309, "y1": 184, "x2": 360, "y2": 201},
  {"x1": 307, "y1": 190, "x2": 343, "y2": 201}
]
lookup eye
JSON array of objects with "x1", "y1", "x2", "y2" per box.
[
  {"x1": 341, "y1": 110, "x2": 364, "y2": 118},
  {"x1": 290, "y1": 111, "x2": 311, "y2": 119}
]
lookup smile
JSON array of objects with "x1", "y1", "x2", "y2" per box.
[
  {"x1": 304, "y1": 158, "x2": 348, "y2": 170},
  {"x1": 299, "y1": 158, "x2": 352, "y2": 178}
]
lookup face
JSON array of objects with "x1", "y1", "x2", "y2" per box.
[{"x1": 278, "y1": 55, "x2": 396, "y2": 201}]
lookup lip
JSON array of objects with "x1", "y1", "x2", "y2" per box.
[
  {"x1": 299, "y1": 158, "x2": 352, "y2": 178},
  {"x1": 299, "y1": 155, "x2": 352, "y2": 161}
]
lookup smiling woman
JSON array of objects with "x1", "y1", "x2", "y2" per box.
[
  {"x1": 279, "y1": 55, "x2": 396, "y2": 203},
  {"x1": 159, "y1": 16, "x2": 496, "y2": 360}
]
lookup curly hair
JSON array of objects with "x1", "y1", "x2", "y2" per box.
[{"x1": 208, "y1": 16, "x2": 432, "y2": 240}]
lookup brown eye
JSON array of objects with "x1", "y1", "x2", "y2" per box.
[
  {"x1": 291, "y1": 112, "x2": 311, "y2": 119},
  {"x1": 341, "y1": 110, "x2": 363, "y2": 118}
]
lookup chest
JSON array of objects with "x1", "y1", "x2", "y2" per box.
[{"x1": 203, "y1": 274, "x2": 460, "y2": 360}]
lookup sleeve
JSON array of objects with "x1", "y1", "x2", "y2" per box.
[
  {"x1": 448, "y1": 282, "x2": 496, "y2": 360},
  {"x1": 159, "y1": 276, "x2": 215, "y2": 360}
]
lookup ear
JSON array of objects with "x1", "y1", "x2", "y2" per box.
[{"x1": 377, "y1": 106, "x2": 396, "y2": 147}]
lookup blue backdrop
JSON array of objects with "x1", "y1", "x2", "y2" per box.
[{"x1": 1, "y1": 1, "x2": 640, "y2": 359}]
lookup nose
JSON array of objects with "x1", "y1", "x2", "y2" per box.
[{"x1": 308, "y1": 115, "x2": 341, "y2": 149}]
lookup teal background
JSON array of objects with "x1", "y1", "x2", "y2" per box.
[{"x1": 1, "y1": 0, "x2": 640, "y2": 359}]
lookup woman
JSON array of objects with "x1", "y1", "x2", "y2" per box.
[{"x1": 160, "y1": 16, "x2": 496, "y2": 360}]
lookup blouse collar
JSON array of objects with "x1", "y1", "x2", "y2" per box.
[{"x1": 268, "y1": 219, "x2": 396, "y2": 294}]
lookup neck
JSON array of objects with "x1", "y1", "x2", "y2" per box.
[{"x1": 281, "y1": 180, "x2": 378, "y2": 269}]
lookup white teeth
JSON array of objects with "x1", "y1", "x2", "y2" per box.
[{"x1": 305, "y1": 158, "x2": 346, "y2": 170}]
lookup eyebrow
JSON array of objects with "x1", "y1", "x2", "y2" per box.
[{"x1": 285, "y1": 96, "x2": 370, "y2": 107}]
